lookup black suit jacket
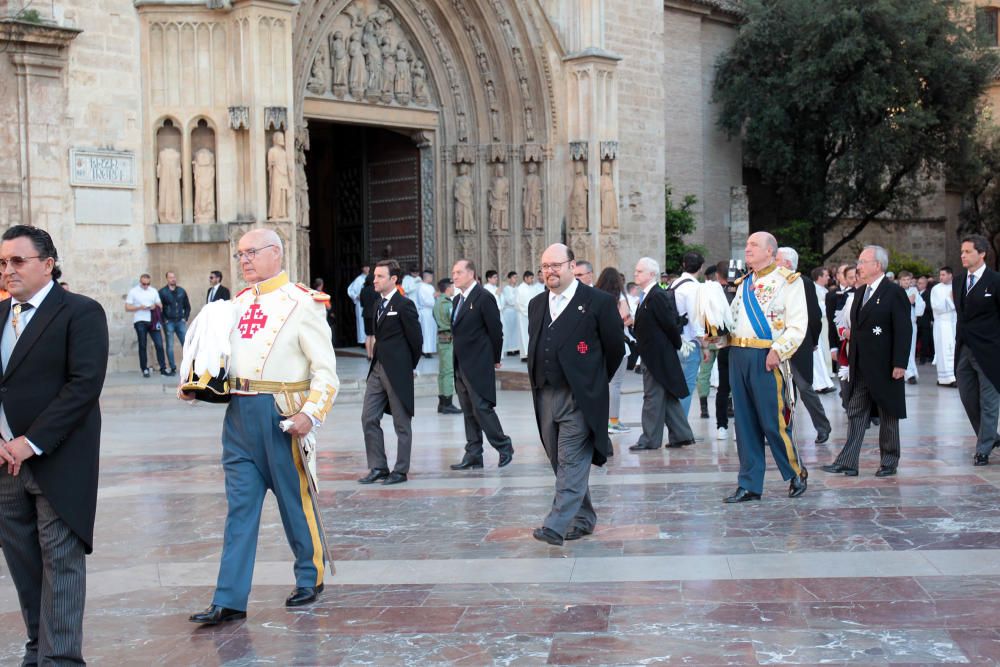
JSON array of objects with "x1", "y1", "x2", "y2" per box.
[
  {"x1": 0, "y1": 284, "x2": 109, "y2": 553},
  {"x1": 846, "y1": 278, "x2": 911, "y2": 418},
  {"x1": 368, "y1": 290, "x2": 422, "y2": 416},
  {"x1": 207, "y1": 285, "x2": 230, "y2": 302},
  {"x1": 451, "y1": 283, "x2": 503, "y2": 405},
  {"x1": 791, "y1": 276, "x2": 822, "y2": 383},
  {"x1": 633, "y1": 285, "x2": 688, "y2": 399},
  {"x1": 527, "y1": 284, "x2": 625, "y2": 466},
  {"x1": 954, "y1": 267, "x2": 1000, "y2": 390}
]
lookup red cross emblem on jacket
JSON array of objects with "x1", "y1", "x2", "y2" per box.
[
  {"x1": 238, "y1": 304, "x2": 268, "y2": 339},
  {"x1": 577, "y1": 341, "x2": 589, "y2": 355}
]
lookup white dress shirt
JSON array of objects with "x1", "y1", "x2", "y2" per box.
[{"x1": 548, "y1": 278, "x2": 579, "y2": 323}]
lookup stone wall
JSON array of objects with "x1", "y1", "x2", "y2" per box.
[
  {"x1": 605, "y1": 0, "x2": 666, "y2": 271},
  {"x1": 823, "y1": 218, "x2": 948, "y2": 271}
]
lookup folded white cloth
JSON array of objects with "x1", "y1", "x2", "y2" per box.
[
  {"x1": 695, "y1": 280, "x2": 734, "y2": 337},
  {"x1": 179, "y1": 300, "x2": 240, "y2": 381}
]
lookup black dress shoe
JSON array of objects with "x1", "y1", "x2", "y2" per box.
[
  {"x1": 565, "y1": 526, "x2": 594, "y2": 541},
  {"x1": 628, "y1": 443, "x2": 660, "y2": 451},
  {"x1": 975, "y1": 453, "x2": 990, "y2": 466},
  {"x1": 438, "y1": 403, "x2": 462, "y2": 414},
  {"x1": 723, "y1": 487, "x2": 761, "y2": 503},
  {"x1": 788, "y1": 474, "x2": 807, "y2": 498},
  {"x1": 382, "y1": 471, "x2": 407, "y2": 485},
  {"x1": 532, "y1": 527, "x2": 563, "y2": 546},
  {"x1": 814, "y1": 431, "x2": 830, "y2": 445},
  {"x1": 498, "y1": 449, "x2": 513, "y2": 468},
  {"x1": 820, "y1": 463, "x2": 859, "y2": 476},
  {"x1": 450, "y1": 458, "x2": 484, "y2": 470},
  {"x1": 189, "y1": 605, "x2": 246, "y2": 625},
  {"x1": 285, "y1": 583, "x2": 324, "y2": 607},
  {"x1": 874, "y1": 466, "x2": 897, "y2": 477},
  {"x1": 666, "y1": 439, "x2": 696, "y2": 448},
  {"x1": 358, "y1": 468, "x2": 390, "y2": 484},
  {"x1": 871, "y1": 417, "x2": 880, "y2": 427},
  {"x1": 907, "y1": 377, "x2": 917, "y2": 385}
]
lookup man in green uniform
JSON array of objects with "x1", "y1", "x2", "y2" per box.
[{"x1": 434, "y1": 278, "x2": 462, "y2": 414}]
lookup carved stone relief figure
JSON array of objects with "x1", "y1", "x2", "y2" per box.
[
  {"x1": 454, "y1": 163, "x2": 474, "y2": 232},
  {"x1": 192, "y1": 148, "x2": 216, "y2": 223},
  {"x1": 412, "y1": 58, "x2": 429, "y2": 105},
  {"x1": 267, "y1": 131, "x2": 291, "y2": 220},
  {"x1": 348, "y1": 32, "x2": 366, "y2": 98},
  {"x1": 380, "y1": 37, "x2": 396, "y2": 103},
  {"x1": 486, "y1": 80, "x2": 501, "y2": 141},
  {"x1": 156, "y1": 147, "x2": 182, "y2": 224},
  {"x1": 569, "y1": 161, "x2": 589, "y2": 232},
  {"x1": 363, "y1": 21, "x2": 383, "y2": 96},
  {"x1": 525, "y1": 107, "x2": 536, "y2": 142},
  {"x1": 306, "y1": 45, "x2": 328, "y2": 95},
  {"x1": 394, "y1": 44, "x2": 411, "y2": 104},
  {"x1": 295, "y1": 131, "x2": 309, "y2": 229},
  {"x1": 330, "y1": 31, "x2": 348, "y2": 97},
  {"x1": 522, "y1": 162, "x2": 542, "y2": 231},
  {"x1": 457, "y1": 112, "x2": 469, "y2": 143},
  {"x1": 600, "y1": 160, "x2": 618, "y2": 232},
  {"x1": 488, "y1": 163, "x2": 509, "y2": 232}
]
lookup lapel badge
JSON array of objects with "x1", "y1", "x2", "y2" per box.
[
  {"x1": 578, "y1": 305, "x2": 584, "y2": 312},
  {"x1": 873, "y1": 326, "x2": 882, "y2": 336},
  {"x1": 577, "y1": 341, "x2": 589, "y2": 354}
]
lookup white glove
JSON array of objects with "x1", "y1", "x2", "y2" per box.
[
  {"x1": 838, "y1": 365, "x2": 850, "y2": 382},
  {"x1": 679, "y1": 339, "x2": 697, "y2": 359}
]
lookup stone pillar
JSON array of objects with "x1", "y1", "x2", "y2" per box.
[
  {"x1": 0, "y1": 19, "x2": 81, "y2": 228},
  {"x1": 730, "y1": 185, "x2": 749, "y2": 259}
]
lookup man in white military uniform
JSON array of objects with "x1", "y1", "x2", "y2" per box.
[
  {"x1": 724, "y1": 232, "x2": 809, "y2": 503},
  {"x1": 184, "y1": 228, "x2": 339, "y2": 625}
]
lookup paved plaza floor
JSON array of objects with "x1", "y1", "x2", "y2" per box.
[{"x1": 2, "y1": 361, "x2": 999, "y2": 665}]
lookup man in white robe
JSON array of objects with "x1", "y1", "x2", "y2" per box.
[
  {"x1": 346, "y1": 265, "x2": 369, "y2": 345},
  {"x1": 500, "y1": 271, "x2": 521, "y2": 356},
  {"x1": 515, "y1": 271, "x2": 542, "y2": 362},
  {"x1": 899, "y1": 271, "x2": 925, "y2": 383},
  {"x1": 483, "y1": 270, "x2": 501, "y2": 303},
  {"x1": 931, "y1": 267, "x2": 957, "y2": 386},
  {"x1": 416, "y1": 271, "x2": 438, "y2": 356}
]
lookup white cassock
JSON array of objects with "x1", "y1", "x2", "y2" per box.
[
  {"x1": 904, "y1": 286, "x2": 924, "y2": 381},
  {"x1": 930, "y1": 282, "x2": 956, "y2": 384},
  {"x1": 402, "y1": 274, "x2": 421, "y2": 301},
  {"x1": 500, "y1": 284, "x2": 521, "y2": 354},
  {"x1": 516, "y1": 281, "x2": 540, "y2": 359},
  {"x1": 346, "y1": 272, "x2": 366, "y2": 344},
  {"x1": 484, "y1": 283, "x2": 500, "y2": 304},
  {"x1": 813, "y1": 282, "x2": 835, "y2": 391},
  {"x1": 415, "y1": 281, "x2": 437, "y2": 354}
]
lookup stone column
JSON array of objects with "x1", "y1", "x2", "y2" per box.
[
  {"x1": 730, "y1": 185, "x2": 749, "y2": 259},
  {"x1": 0, "y1": 19, "x2": 81, "y2": 228}
]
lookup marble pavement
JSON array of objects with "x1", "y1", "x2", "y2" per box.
[{"x1": 1, "y1": 358, "x2": 999, "y2": 665}]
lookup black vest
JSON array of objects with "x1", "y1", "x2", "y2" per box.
[{"x1": 532, "y1": 305, "x2": 569, "y2": 389}]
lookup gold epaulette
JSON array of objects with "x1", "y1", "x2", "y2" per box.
[
  {"x1": 786, "y1": 272, "x2": 801, "y2": 284},
  {"x1": 733, "y1": 274, "x2": 749, "y2": 286},
  {"x1": 295, "y1": 283, "x2": 331, "y2": 302}
]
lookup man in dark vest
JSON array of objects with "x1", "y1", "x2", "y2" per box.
[
  {"x1": 954, "y1": 234, "x2": 1000, "y2": 465},
  {"x1": 528, "y1": 244, "x2": 624, "y2": 545}
]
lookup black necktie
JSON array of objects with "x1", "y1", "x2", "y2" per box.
[
  {"x1": 377, "y1": 298, "x2": 389, "y2": 321},
  {"x1": 452, "y1": 294, "x2": 465, "y2": 323},
  {"x1": 968, "y1": 273, "x2": 976, "y2": 294}
]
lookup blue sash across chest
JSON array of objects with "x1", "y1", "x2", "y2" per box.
[{"x1": 743, "y1": 277, "x2": 772, "y2": 340}]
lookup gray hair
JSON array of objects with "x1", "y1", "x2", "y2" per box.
[
  {"x1": 863, "y1": 245, "x2": 889, "y2": 272},
  {"x1": 636, "y1": 257, "x2": 660, "y2": 275},
  {"x1": 777, "y1": 247, "x2": 799, "y2": 271}
]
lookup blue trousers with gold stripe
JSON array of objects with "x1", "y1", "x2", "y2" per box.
[
  {"x1": 729, "y1": 347, "x2": 803, "y2": 495},
  {"x1": 213, "y1": 394, "x2": 324, "y2": 611}
]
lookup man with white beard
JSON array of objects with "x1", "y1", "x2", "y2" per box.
[
  {"x1": 516, "y1": 270, "x2": 542, "y2": 362},
  {"x1": 500, "y1": 271, "x2": 521, "y2": 356},
  {"x1": 931, "y1": 266, "x2": 957, "y2": 387}
]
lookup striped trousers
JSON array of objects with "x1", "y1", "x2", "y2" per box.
[
  {"x1": 0, "y1": 465, "x2": 86, "y2": 666},
  {"x1": 833, "y1": 371, "x2": 900, "y2": 470}
]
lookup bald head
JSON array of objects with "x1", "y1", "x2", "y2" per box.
[
  {"x1": 745, "y1": 232, "x2": 778, "y2": 271},
  {"x1": 237, "y1": 228, "x2": 284, "y2": 284},
  {"x1": 539, "y1": 243, "x2": 576, "y2": 294}
]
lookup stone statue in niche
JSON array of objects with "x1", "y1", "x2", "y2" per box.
[
  {"x1": 457, "y1": 112, "x2": 469, "y2": 143},
  {"x1": 295, "y1": 133, "x2": 309, "y2": 229},
  {"x1": 192, "y1": 148, "x2": 216, "y2": 223},
  {"x1": 156, "y1": 146, "x2": 182, "y2": 224},
  {"x1": 488, "y1": 163, "x2": 509, "y2": 232},
  {"x1": 394, "y1": 44, "x2": 412, "y2": 105},
  {"x1": 348, "y1": 32, "x2": 366, "y2": 98},
  {"x1": 522, "y1": 162, "x2": 542, "y2": 231},
  {"x1": 569, "y1": 161, "x2": 589, "y2": 232},
  {"x1": 486, "y1": 81, "x2": 501, "y2": 141},
  {"x1": 330, "y1": 31, "x2": 348, "y2": 97},
  {"x1": 306, "y1": 46, "x2": 328, "y2": 95},
  {"x1": 380, "y1": 37, "x2": 396, "y2": 103},
  {"x1": 267, "y1": 131, "x2": 291, "y2": 221},
  {"x1": 525, "y1": 107, "x2": 536, "y2": 142},
  {"x1": 454, "y1": 163, "x2": 475, "y2": 233},
  {"x1": 363, "y1": 21, "x2": 383, "y2": 97},
  {"x1": 412, "y1": 59, "x2": 429, "y2": 105},
  {"x1": 600, "y1": 160, "x2": 619, "y2": 232}
]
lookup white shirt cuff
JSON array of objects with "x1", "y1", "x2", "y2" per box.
[{"x1": 26, "y1": 438, "x2": 42, "y2": 456}]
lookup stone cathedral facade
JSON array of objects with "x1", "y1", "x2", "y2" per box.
[{"x1": 0, "y1": 0, "x2": 743, "y2": 368}]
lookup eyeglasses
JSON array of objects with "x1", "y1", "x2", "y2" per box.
[
  {"x1": 539, "y1": 259, "x2": 572, "y2": 273},
  {"x1": 233, "y1": 245, "x2": 276, "y2": 261},
  {"x1": 0, "y1": 256, "x2": 43, "y2": 271}
]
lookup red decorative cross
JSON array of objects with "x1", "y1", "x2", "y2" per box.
[
  {"x1": 238, "y1": 304, "x2": 268, "y2": 339},
  {"x1": 577, "y1": 341, "x2": 589, "y2": 355},
  {"x1": 766, "y1": 311, "x2": 781, "y2": 323}
]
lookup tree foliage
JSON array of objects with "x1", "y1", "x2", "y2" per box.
[
  {"x1": 713, "y1": 0, "x2": 997, "y2": 261},
  {"x1": 664, "y1": 185, "x2": 707, "y2": 273},
  {"x1": 954, "y1": 113, "x2": 1000, "y2": 266}
]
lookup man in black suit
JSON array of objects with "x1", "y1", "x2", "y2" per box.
[
  {"x1": 359, "y1": 259, "x2": 422, "y2": 485},
  {"x1": 823, "y1": 245, "x2": 911, "y2": 477},
  {"x1": 207, "y1": 270, "x2": 231, "y2": 302},
  {"x1": 954, "y1": 234, "x2": 1000, "y2": 465},
  {"x1": 0, "y1": 225, "x2": 109, "y2": 665},
  {"x1": 449, "y1": 259, "x2": 514, "y2": 469},
  {"x1": 629, "y1": 256, "x2": 696, "y2": 451},
  {"x1": 916, "y1": 275, "x2": 934, "y2": 364},
  {"x1": 777, "y1": 247, "x2": 831, "y2": 444},
  {"x1": 528, "y1": 244, "x2": 625, "y2": 545}
]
